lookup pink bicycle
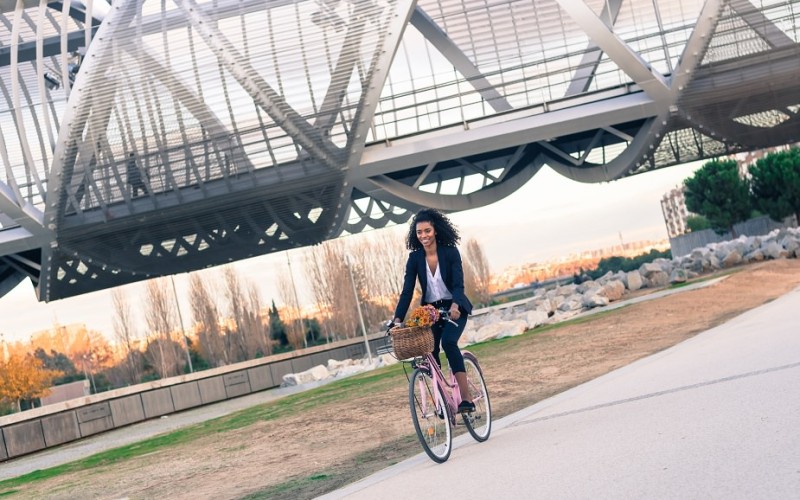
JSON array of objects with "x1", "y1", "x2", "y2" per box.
[{"x1": 386, "y1": 311, "x2": 492, "y2": 463}]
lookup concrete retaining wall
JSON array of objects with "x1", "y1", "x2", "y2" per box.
[
  {"x1": 670, "y1": 215, "x2": 795, "y2": 257},
  {"x1": 0, "y1": 334, "x2": 383, "y2": 461}
]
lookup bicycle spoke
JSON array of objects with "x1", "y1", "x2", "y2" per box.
[
  {"x1": 409, "y1": 368, "x2": 452, "y2": 463},
  {"x1": 461, "y1": 353, "x2": 492, "y2": 442}
]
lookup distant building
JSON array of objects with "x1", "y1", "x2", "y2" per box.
[
  {"x1": 733, "y1": 142, "x2": 798, "y2": 169},
  {"x1": 40, "y1": 379, "x2": 90, "y2": 406},
  {"x1": 660, "y1": 186, "x2": 690, "y2": 238}
]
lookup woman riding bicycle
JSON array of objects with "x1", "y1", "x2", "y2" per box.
[{"x1": 393, "y1": 208, "x2": 475, "y2": 413}]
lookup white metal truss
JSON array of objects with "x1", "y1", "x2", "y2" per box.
[{"x1": 0, "y1": 0, "x2": 798, "y2": 301}]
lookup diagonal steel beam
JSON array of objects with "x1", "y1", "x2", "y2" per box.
[
  {"x1": 555, "y1": 0, "x2": 670, "y2": 104},
  {"x1": 547, "y1": 0, "x2": 726, "y2": 182},
  {"x1": 0, "y1": 181, "x2": 49, "y2": 238},
  {"x1": 327, "y1": 0, "x2": 418, "y2": 237},
  {"x1": 728, "y1": 0, "x2": 795, "y2": 49},
  {"x1": 173, "y1": 0, "x2": 342, "y2": 170},
  {"x1": 124, "y1": 42, "x2": 254, "y2": 171},
  {"x1": 312, "y1": 2, "x2": 371, "y2": 134},
  {"x1": 565, "y1": 0, "x2": 624, "y2": 97},
  {"x1": 411, "y1": 6, "x2": 512, "y2": 113}
]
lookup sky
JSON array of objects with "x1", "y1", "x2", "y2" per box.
[{"x1": 0, "y1": 161, "x2": 703, "y2": 344}]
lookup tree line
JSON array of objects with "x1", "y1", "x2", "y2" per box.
[
  {"x1": 1, "y1": 232, "x2": 493, "y2": 414},
  {"x1": 683, "y1": 148, "x2": 800, "y2": 236}
]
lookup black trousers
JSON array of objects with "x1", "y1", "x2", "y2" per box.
[{"x1": 427, "y1": 299, "x2": 468, "y2": 373}]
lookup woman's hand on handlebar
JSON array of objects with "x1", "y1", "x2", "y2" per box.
[
  {"x1": 448, "y1": 304, "x2": 461, "y2": 321},
  {"x1": 385, "y1": 318, "x2": 403, "y2": 334}
]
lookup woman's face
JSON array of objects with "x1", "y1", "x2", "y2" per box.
[{"x1": 416, "y1": 221, "x2": 436, "y2": 249}]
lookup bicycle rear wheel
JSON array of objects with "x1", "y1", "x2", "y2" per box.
[
  {"x1": 409, "y1": 368, "x2": 452, "y2": 463},
  {"x1": 461, "y1": 352, "x2": 491, "y2": 442}
]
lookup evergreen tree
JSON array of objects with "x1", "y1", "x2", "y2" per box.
[
  {"x1": 268, "y1": 300, "x2": 288, "y2": 346},
  {"x1": 303, "y1": 317, "x2": 322, "y2": 345},
  {"x1": 749, "y1": 148, "x2": 800, "y2": 224},
  {"x1": 33, "y1": 348, "x2": 82, "y2": 385},
  {"x1": 684, "y1": 159, "x2": 752, "y2": 236},
  {"x1": 686, "y1": 214, "x2": 712, "y2": 232}
]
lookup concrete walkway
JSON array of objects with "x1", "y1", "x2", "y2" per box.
[{"x1": 322, "y1": 285, "x2": 800, "y2": 499}]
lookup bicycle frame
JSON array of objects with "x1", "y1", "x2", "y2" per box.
[{"x1": 413, "y1": 350, "x2": 474, "y2": 426}]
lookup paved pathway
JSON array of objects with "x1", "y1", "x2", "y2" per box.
[{"x1": 321, "y1": 285, "x2": 800, "y2": 499}]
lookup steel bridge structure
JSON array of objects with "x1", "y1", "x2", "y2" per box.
[{"x1": 1, "y1": 0, "x2": 799, "y2": 302}]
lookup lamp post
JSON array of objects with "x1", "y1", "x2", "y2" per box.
[
  {"x1": 345, "y1": 255, "x2": 373, "y2": 364},
  {"x1": 170, "y1": 275, "x2": 194, "y2": 373},
  {"x1": 82, "y1": 354, "x2": 97, "y2": 394},
  {"x1": 286, "y1": 252, "x2": 307, "y2": 348}
]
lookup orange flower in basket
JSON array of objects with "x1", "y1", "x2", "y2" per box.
[{"x1": 405, "y1": 305, "x2": 440, "y2": 328}]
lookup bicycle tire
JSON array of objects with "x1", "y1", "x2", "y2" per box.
[
  {"x1": 461, "y1": 352, "x2": 492, "y2": 442},
  {"x1": 409, "y1": 368, "x2": 452, "y2": 463}
]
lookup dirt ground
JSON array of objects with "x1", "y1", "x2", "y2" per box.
[{"x1": 9, "y1": 259, "x2": 800, "y2": 499}]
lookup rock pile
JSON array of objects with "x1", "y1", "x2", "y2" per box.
[
  {"x1": 282, "y1": 226, "x2": 800, "y2": 385},
  {"x1": 461, "y1": 226, "x2": 800, "y2": 345},
  {"x1": 281, "y1": 354, "x2": 398, "y2": 387}
]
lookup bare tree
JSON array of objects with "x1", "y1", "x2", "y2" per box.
[
  {"x1": 348, "y1": 238, "x2": 395, "y2": 331},
  {"x1": 222, "y1": 266, "x2": 249, "y2": 361},
  {"x1": 463, "y1": 238, "x2": 493, "y2": 306},
  {"x1": 305, "y1": 240, "x2": 358, "y2": 340},
  {"x1": 276, "y1": 270, "x2": 305, "y2": 349},
  {"x1": 188, "y1": 273, "x2": 228, "y2": 367},
  {"x1": 110, "y1": 287, "x2": 141, "y2": 384},
  {"x1": 245, "y1": 281, "x2": 270, "y2": 356},
  {"x1": 143, "y1": 277, "x2": 182, "y2": 378},
  {"x1": 222, "y1": 266, "x2": 267, "y2": 360}
]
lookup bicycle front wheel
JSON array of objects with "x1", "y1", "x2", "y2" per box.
[
  {"x1": 409, "y1": 368, "x2": 452, "y2": 463},
  {"x1": 462, "y1": 352, "x2": 492, "y2": 442}
]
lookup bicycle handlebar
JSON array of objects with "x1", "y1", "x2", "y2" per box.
[{"x1": 385, "y1": 307, "x2": 458, "y2": 334}]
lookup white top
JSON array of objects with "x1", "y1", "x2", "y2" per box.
[{"x1": 424, "y1": 261, "x2": 453, "y2": 303}]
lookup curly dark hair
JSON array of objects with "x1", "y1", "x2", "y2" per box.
[{"x1": 405, "y1": 208, "x2": 461, "y2": 250}]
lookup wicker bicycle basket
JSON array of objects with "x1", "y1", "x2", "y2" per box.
[{"x1": 390, "y1": 325, "x2": 434, "y2": 359}]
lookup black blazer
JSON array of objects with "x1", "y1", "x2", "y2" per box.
[{"x1": 393, "y1": 245, "x2": 473, "y2": 321}]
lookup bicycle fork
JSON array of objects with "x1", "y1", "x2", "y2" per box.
[{"x1": 418, "y1": 378, "x2": 445, "y2": 421}]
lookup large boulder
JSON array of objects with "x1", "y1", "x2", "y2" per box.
[
  {"x1": 550, "y1": 284, "x2": 578, "y2": 298},
  {"x1": 625, "y1": 270, "x2": 643, "y2": 291},
  {"x1": 327, "y1": 359, "x2": 354, "y2": 373},
  {"x1": 469, "y1": 320, "x2": 527, "y2": 343},
  {"x1": 598, "y1": 280, "x2": 625, "y2": 301},
  {"x1": 282, "y1": 364, "x2": 331, "y2": 386},
  {"x1": 582, "y1": 293, "x2": 609, "y2": 308},
  {"x1": 744, "y1": 249, "x2": 765, "y2": 262},
  {"x1": 524, "y1": 310, "x2": 549, "y2": 329},
  {"x1": 595, "y1": 271, "x2": 616, "y2": 285},
  {"x1": 495, "y1": 320, "x2": 529, "y2": 339},
  {"x1": 651, "y1": 258, "x2": 674, "y2": 273},
  {"x1": 645, "y1": 271, "x2": 669, "y2": 288},
  {"x1": 721, "y1": 249, "x2": 742, "y2": 268},
  {"x1": 763, "y1": 241, "x2": 788, "y2": 260},
  {"x1": 558, "y1": 294, "x2": 584, "y2": 312},
  {"x1": 528, "y1": 297, "x2": 556, "y2": 315},
  {"x1": 781, "y1": 236, "x2": 799, "y2": 255},
  {"x1": 639, "y1": 262, "x2": 663, "y2": 277},
  {"x1": 577, "y1": 280, "x2": 601, "y2": 294},
  {"x1": 669, "y1": 268, "x2": 688, "y2": 284}
]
